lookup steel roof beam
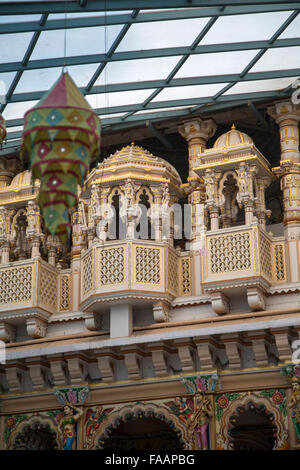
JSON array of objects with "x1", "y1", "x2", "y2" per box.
[
  {"x1": 1, "y1": 94, "x2": 289, "y2": 151},
  {"x1": 2, "y1": 36, "x2": 300, "y2": 75},
  {"x1": 85, "y1": 9, "x2": 139, "y2": 92},
  {"x1": 248, "y1": 101, "x2": 270, "y2": 130},
  {"x1": 190, "y1": 9, "x2": 300, "y2": 113},
  {"x1": 0, "y1": 13, "x2": 49, "y2": 114},
  {"x1": 1, "y1": 4, "x2": 300, "y2": 34},
  {"x1": 8, "y1": 68, "x2": 300, "y2": 104},
  {"x1": 1, "y1": 1, "x2": 300, "y2": 15},
  {"x1": 5, "y1": 89, "x2": 292, "y2": 133}
]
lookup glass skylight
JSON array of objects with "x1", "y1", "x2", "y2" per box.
[
  {"x1": 0, "y1": 2, "x2": 298, "y2": 146},
  {"x1": 200, "y1": 11, "x2": 293, "y2": 44},
  {"x1": 30, "y1": 25, "x2": 123, "y2": 60},
  {"x1": 115, "y1": 17, "x2": 211, "y2": 51}
]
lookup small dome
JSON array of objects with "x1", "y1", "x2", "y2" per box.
[
  {"x1": 10, "y1": 170, "x2": 35, "y2": 187},
  {"x1": 213, "y1": 124, "x2": 253, "y2": 149},
  {"x1": 101, "y1": 142, "x2": 182, "y2": 185}
]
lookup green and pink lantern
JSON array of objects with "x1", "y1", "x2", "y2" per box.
[
  {"x1": 0, "y1": 115, "x2": 6, "y2": 146},
  {"x1": 21, "y1": 72, "x2": 101, "y2": 243}
]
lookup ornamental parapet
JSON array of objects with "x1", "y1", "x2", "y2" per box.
[
  {"x1": 0, "y1": 259, "x2": 71, "y2": 340},
  {"x1": 202, "y1": 224, "x2": 286, "y2": 292},
  {"x1": 80, "y1": 240, "x2": 192, "y2": 311}
]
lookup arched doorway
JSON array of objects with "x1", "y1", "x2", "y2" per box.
[
  {"x1": 99, "y1": 416, "x2": 184, "y2": 451},
  {"x1": 228, "y1": 401, "x2": 277, "y2": 450},
  {"x1": 12, "y1": 421, "x2": 58, "y2": 450}
]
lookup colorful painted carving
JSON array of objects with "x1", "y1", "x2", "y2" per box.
[
  {"x1": 85, "y1": 406, "x2": 114, "y2": 440},
  {"x1": 288, "y1": 376, "x2": 300, "y2": 441},
  {"x1": 58, "y1": 403, "x2": 83, "y2": 450},
  {"x1": 179, "y1": 374, "x2": 218, "y2": 450}
]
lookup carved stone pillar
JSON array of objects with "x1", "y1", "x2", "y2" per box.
[
  {"x1": 178, "y1": 118, "x2": 217, "y2": 181},
  {"x1": 179, "y1": 118, "x2": 217, "y2": 242},
  {"x1": 268, "y1": 101, "x2": 300, "y2": 163},
  {"x1": 26, "y1": 201, "x2": 43, "y2": 258},
  {"x1": 0, "y1": 206, "x2": 12, "y2": 264},
  {"x1": 268, "y1": 102, "x2": 300, "y2": 283},
  {"x1": 71, "y1": 205, "x2": 87, "y2": 254},
  {"x1": 1, "y1": 242, "x2": 10, "y2": 264},
  {"x1": 46, "y1": 235, "x2": 61, "y2": 267},
  {"x1": 256, "y1": 177, "x2": 272, "y2": 229},
  {"x1": 150, "y1": 186, "x2": 163, "y2": 241}
]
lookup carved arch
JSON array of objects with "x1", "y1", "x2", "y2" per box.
[
  {"x1": 136, "y1": 186, "x2": 154, "y2": 205},
  {"x1": 107, "y1": 186, "x2": 124, "y2": 205},
  {"x1": 6, "y1": 414, "x2": 61, "y2": 450},
  {"x1": 218, "y1": 170, "x2": 239, "y2": 205},
  {"x1": 217, "y1": 392, "x2": 287, "y2": 450},
  {"x1": 88, "y1": 402, "x2": 191, "y2": 450}
]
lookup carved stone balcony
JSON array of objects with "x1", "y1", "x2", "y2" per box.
[
  {"x1": 80, "y1": 240, "x2": 189, "y2": 312},
  {"x1": 202, "y1": 224, "x2": 287, "y2": 313},
  {"x1": 203, "y1": 225, "x2": 286, "y2": 289},
  {"x1": 0, "y1": 259, "x2": 71, "y2": 341}
]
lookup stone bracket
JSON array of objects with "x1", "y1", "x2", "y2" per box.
[
  {"x1": 94, "y1": 349, "x2": 117, "y2": 383},
  {"x1": 194, "y1": 337, "x2": 216, "y2": 370},
  {"x1": 153, "y1": 301, "x2": 170, "y2": 322},
  {"x1": 247, "y1": 287, "x2": 265, "y2": 311},
  {"x1": 0, "y1": 321, "x2": 16, "y2": 343},
  {"x1": 211, "y1": 292, "x2": 230, "y2": 315},
  {"x1": 174, "y1": 338, "x2": 196, "y2": 373},
  {"x1": 26, "y1": 318, "x2": 47, "y2": 339},
  {"x1": 85, "y1": 312, "x2": 102, "y2": 331}
]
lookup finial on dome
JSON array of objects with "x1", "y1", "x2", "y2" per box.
[
  {"x1": 131, "y1": 141, "x2": 135, "y2": 146},
  {"x1": 231, "y1": 123, "x2": 236, "y2": 130}
]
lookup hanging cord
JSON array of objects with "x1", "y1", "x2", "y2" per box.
[{"x1": 63, "y1": 0, "x2": 68, "y2": 72}]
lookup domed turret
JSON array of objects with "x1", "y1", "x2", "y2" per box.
[
  {"x1": 213, "y1": 124, "x2": 253, "y2": 149},
  {"x1": 86, "y1": 142, "x2": 182, "y2": 191}
]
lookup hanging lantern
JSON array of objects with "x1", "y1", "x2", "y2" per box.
[
  {"x1": 21, "y1": 72, "x2": 101, "y2": 243},
  {"x1": 0, "y1": 114, "x2": 6, "y2": 146}
]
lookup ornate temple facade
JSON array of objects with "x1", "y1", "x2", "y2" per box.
[{"x1": 0, "y1": 100, "x2": 300, "y2": 451}]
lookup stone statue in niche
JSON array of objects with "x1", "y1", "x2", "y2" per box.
[
  {"x1": 124, "y1": 178, "x2": 135, "y2": 208},
  {"x1": 288, "y1": 376, "x2": 300, "y2": 441},
  {"x1": 58, "y1": 403, "x2": 83, "y2": 450}
]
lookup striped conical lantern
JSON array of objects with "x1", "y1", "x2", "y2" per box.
[
  {"x1": 22, "y1": 72, "x2": 101, "y2": 243},
  {"x1": 0, "y1": 115, "x2": 6, "y2": 145}
]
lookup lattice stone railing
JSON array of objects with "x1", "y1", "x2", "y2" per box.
[
  {"x1": 0, "y1": 259, "x2": 69, "y2": 315},
  {"x1": 80, "y1": 240, "x2": 185, "y2": 306},
  {"x1": 273, "y1": 241, "x2": 286, "y2": 283},
  {"x1": 59, "y1": 272, "x2": 71, "y2": 312},
  {"x1": 179, "y1": 256, "x2": 192, "y2": 296},
  {"x1": 204, "y1": 226, "x2": 286, "y2": 286}
]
